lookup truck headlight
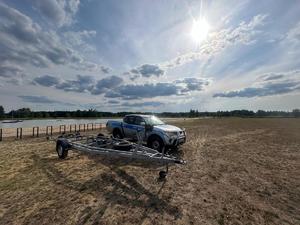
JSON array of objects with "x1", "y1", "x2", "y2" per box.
[{"x1": 165, "y1": 131, "x2": 178, "y2": 138}]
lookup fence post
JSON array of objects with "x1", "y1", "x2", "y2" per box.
[
  {"x1": 37, "y1": 127, "x2": 39, "y2": 137},
  {"x1": 46, "y1": 126, "x2": 52, "y2": 136},
  {"x1": 17, "y1": 128, "x2": 22, "y2": 139},
  {"x1": 84, "y1": 124, "x2": 86, "y2": 132},
  {"x1": 74, "y1": 124, "x2": 77, "y2": 132},
  {"x1": 0, "y1": 128, "x2": 2, "y2": 141}
]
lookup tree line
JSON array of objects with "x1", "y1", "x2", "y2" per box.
[{"x1": 0, "y1": 106, "x2": 299, "y2": 119}]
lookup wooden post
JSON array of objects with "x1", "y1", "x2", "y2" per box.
[
  {"x1": 84, "y1": 124, "x2": 86, "y2": 132},
  {"x1": 92, "y1": 123, "x2": 94, "y2": 131},
  {"x1": 46, "y1": 126, "x2": 53, "y2": 136},
  {"x1": 0, "y1": 128, "x2": 2, "y2": 141},
  {"x1": 32, "y1": 127, "x2": 39, "y2": 137},
  {"x1": 60, "y1": 125, "x2": 66, "y2": 134},
  {"x1": 74, "y1": 124, "x2": 77, "y2": 132},
  {"x1": 69, "y1": 125, "x2": 72, "y2": 133},
  {"x1": 17, "y1": 128, "x2": 22, "y2": 139}
]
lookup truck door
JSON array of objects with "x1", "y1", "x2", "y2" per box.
[
  {"x1": 133, "y1": 116, "x2": 146, "y2": 141},
  {"x1": 122, "y1": 116, "x2": 137, "y2": 138}
]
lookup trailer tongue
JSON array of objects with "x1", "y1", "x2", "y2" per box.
[{"x1": 55, "y1": 132, "x2": 186, "y2": 179}]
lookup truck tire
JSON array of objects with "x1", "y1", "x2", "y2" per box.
[
  {"x1": 113, "y1": 129, "x2": 123, "y2": 139},
  {"x1": 56, "y1": 141, "x2": 69, "y2": 159},
  {"x1": 148, "y1": 136, "x2": 164, "y2": 152}
]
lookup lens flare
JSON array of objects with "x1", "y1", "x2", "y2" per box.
[{"x1": 190, "y1": 18, "x2": 210, "y2": 43}]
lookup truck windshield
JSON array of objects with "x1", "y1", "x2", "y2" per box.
[{"x1": 144, "y1": 116, "x2": 165, "y2": 126}]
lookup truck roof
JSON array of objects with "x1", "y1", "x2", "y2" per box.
[{"x1": 125, "y1": 114, "x2": 153, "y2": 118}]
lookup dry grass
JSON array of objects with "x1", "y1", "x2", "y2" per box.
[{"x1": 0, "y1": 118, "x2": 299, "y2": 225}]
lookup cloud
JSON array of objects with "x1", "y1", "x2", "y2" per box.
[
  {"x1": 33, "y1": 0, "x2": 80, "y2": 27},
  {"x1": 121, "y1": 101, "x2": 164, "y2": 108},
  {"x1": 32, "y1": 73, "x2": 210, "y2": 101},
  {"x1": 33, "y1": 75, "x2": 60, "y2": 87},
  {"x1": 18, "y1": 95, "x2": 74, "y2": 106},
  {"x1": 106, "y1": 78, "x2": 210, "y2": 100},
  {"x1": 0, "y1": 63, "x2": 25, "y2": 78},
  {"x1": 100, "y1": 66, "x2": 110, "y2": 74},
  {"x1": 128, "y1": 64, "x2": 164, "y2": 80},
  {"x1": 214, "y1": 70, "x2": 300, "y2": 98},
  {"x1": 32, "y1": 74, "x2": 123, "y2": 95},
  {"x1": 107, "y1": 100, "x2": 120, "y2": 104},
  {"x1": 0, "y1": 2, "x2": 104, "y2": 72},
  {"x1": 56, "y1": 75, "x2": 95, "y2": 93},
  {"x1": 163, "y1": 14, "x2": 268, "y2": 69},
  {"x1": 91, "y1": 76, "x2": 123, "y2": 94},
  {"x1": 286, "y1": 21, "x2": 300, "y2": 43},
  {"x1": 174, "y1": 77, "x2": 211, "y2": 92},
  {"x1": 116, "y1": 83, "x2": 179, "y2": 99},
  {"x1": 6, "y1": 78, "x2": 23, "y2": 86},
  {"x1": 259, "y1": 73, "x2": 284, "y2": 81}
]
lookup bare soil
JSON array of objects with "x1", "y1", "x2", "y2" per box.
[{"x1": 0, "y1": 118, "x2": 299, "y2": 225}]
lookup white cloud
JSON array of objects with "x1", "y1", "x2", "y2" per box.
[
  {"x1": 0, "y1": 2, "x2": 107, "y2": 85},
  {"x1": 162, "y1": 14, "x2": 268, "y2": 69},
  {"x1": 33, "y1": 0, "x2": 80, "y2": 27}
]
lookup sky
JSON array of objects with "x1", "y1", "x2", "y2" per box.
[{"x1": 0, "y1": 0, "x2": 300, "y2": 112}]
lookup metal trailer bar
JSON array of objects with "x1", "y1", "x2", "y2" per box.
[{"x1": 68, "y1": 140, "x2": 184, "y2": 165}]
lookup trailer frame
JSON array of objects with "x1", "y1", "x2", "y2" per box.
[{"x1": 56, "y1": 132, "x2": 186, "y2": 179}]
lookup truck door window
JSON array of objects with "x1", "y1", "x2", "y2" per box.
[
  {"x1": 134, "y1": 117, "x2": 145, "y2": 126},
  {"x1": 124, "y1": 116, "x2": 135, "y2": 124}
]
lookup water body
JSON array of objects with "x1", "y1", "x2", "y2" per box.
[{"x1": 0, "y1": 118, "x2": 122, "y2": 129}]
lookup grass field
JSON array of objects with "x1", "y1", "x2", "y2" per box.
[{"x1": 0, "y1": 118, "x2": 299, "y2": 225}]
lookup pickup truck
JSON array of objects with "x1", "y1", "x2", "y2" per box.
[{"x1": 106, "y1": 114, "x2": 186, "y2": 152}]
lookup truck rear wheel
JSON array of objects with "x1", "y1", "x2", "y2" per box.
[
  {"x1": 148, "y1": 136, "x2": 164, "y2": 152},
  {"x1": 113, "y1": 129, "x2": 123, "y2": 139}
]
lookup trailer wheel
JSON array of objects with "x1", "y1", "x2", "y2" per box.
[
  {"x1": 113, "y1": 129, "x2": 123, "y2": 139},
  {"x1": 159, "y1": 171, "x2": 167, "y2": 179},
  {"x1": 56, "y1": 142, "x2": 68, "y2": 159},
  {"x1": 148, "y1": 136, "x2": 164, "y2": 152},
  {"x1": 113, "y1": 141, "x2": 132, "y2": 151}
]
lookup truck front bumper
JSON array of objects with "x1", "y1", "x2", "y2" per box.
[{"x1": 164, "y1": 132, "x2": 186, "y2": 147}]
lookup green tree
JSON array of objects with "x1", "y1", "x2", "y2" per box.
[
  {"x1": 0, "y1": 105, "x2": 4, "y2": 118},
  {"x1": 292, "y1": 109, "x2": 300, "y2": 118}
]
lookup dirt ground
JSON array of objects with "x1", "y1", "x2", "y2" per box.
[{"x1": 0, "y1": 118, "x2": 299, "y2": 225}]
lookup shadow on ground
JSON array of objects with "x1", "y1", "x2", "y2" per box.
[{"x1": 31, "y1": 154, "x2": 182, "y2": 224}]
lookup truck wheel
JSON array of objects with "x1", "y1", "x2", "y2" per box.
[
  {"x1": 148, "y1": 136, "x2": 164, "y2": 152},
  {"x1": 113, "y1": 129, "x2": 123, "y2": 139},
  {"x1": 56, "y1": 142, "x2": 68, "y2": 159}
]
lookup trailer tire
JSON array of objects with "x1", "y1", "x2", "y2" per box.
[
  {"x1": 113, "y1": 141, "x2": 132, "y2": 151},
  {"x1": 113, "y1": 129, "x2": 123, "y2": 139},
  {"x1": 148, "y1": 135, "x2": 164, "y2": 152},
  {"x1": 56, "y1": 141, "x2": 69, "y2": 159},
  {"x1": 159, "y1": 171, "x2": 167, "y2": 179}
]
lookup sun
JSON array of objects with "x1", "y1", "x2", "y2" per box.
[{"x1": 190, "y1": 18, "x2": 210, "y2": 43}]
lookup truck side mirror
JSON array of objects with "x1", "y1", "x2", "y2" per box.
[{"x1": 145, "y1": 124, "x2": 153, "y2": 131}]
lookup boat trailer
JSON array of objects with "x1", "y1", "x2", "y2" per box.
[{"x1": 55, "y1": 132, "x2": 186, "y2": 179}]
